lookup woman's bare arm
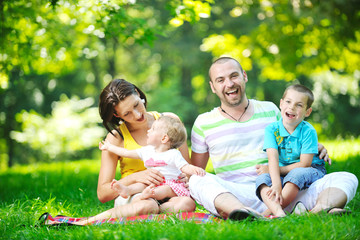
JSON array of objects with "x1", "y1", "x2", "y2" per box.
[{"x1": 97, "y1": 131, "x2": 123, "y2": 203}]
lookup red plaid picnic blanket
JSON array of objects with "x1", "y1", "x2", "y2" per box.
[{"x1": 39, "y1": 212, "x2": 223, "y2": 226}]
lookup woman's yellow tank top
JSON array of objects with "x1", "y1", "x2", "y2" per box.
[{"x1": 119, "y1": 111, "x2": 161, "y2": 178}]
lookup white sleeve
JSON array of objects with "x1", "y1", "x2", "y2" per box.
[
  {"x1": 171, "y1": 150, "x2": 189, "y2": 170},
  {"x1": 135, "y1": 145, "x2": 153, "y2": 161}
]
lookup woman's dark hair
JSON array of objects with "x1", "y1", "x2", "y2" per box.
[{"x1": 99, "y1": 79, "x2": 147, "y2": 137}]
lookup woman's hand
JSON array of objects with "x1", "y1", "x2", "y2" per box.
[{"x1": 134, "y1": 169, "x2": 164, "y2": 186}]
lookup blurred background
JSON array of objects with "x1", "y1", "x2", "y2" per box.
[{"x1": 1, "y1": 0, "x2": 359, "y2": 168}]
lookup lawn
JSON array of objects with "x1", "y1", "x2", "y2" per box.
[{"x1": 1, "y1": 139, "x2": 359, "y2": 239}]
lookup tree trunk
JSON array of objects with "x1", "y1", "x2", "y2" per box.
[{"x1": 180, "y1": 66, "x2": 192, "y2": 99}]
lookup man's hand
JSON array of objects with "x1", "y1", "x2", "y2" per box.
[{"x1": 318, "y1": 143, "x2": 332, "y2": 165}]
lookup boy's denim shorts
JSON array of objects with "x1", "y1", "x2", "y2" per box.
[{"x1": 255, "y1": 164, "x2": 326, "y2": 201}]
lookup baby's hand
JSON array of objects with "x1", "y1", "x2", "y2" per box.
[
  {"x1": 99, "y1": 140, "x2": 109, "y2": 150},
  {"x1": 194, "y1": 166, "x2": 206, "y2": 176}
]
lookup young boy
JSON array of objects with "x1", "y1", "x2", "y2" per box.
[
  {"x1": 255, "y1": 84, "x2": 326, "y2": 217},
  {"x1": 99, "y1": 115, "x2": 206, "y2": 202}
]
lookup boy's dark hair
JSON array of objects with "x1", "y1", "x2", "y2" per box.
[{"x1": 282, "y1": 84, "x2": 314, "y2": 109}]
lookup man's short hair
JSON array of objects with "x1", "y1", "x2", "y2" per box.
[{"x1": 209, "y1": 56, "x2": 244, "y2": 81}]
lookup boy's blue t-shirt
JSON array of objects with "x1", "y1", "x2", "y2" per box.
[{"x1": 263, "y1": 118, "x2": 324, "y2": 166}]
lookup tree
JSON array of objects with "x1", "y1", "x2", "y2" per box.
[{"x1": 0, "y1": 0, "x2": 213, "y2": 167}]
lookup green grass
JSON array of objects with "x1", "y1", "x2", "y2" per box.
[{"x1": 1, "y1": 140, "x2": 360, "y2": 240}]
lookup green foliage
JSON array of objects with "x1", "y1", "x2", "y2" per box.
[
  {"x1": 0, "y1": 0, "x2": 212, "y2": 81},
  {"x1": 0, "y1": 0, "x2": 216, "y2": 167},
  {"x1": 167, "y1": 0, "x2": 213, "y2": 26},
  {"x1": 201, "y1": 0, "x2": 360, "y2": 79},
  {"x1": 147, "y1": 80, "x2": 197, "y2": 133},
  {"x1": 10, "y1": 95, "x2": 105, "y2": 161}
]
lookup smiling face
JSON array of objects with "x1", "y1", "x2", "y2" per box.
[
  {"x1": 113, "y1": 93, "x2": 146, "y2": 124},
  {"x1": 280, "y1": 89, "x2": 312, "y2": 130},
  {"x1": 209, "y1": 59, "x2": 247, "y2": 107}
]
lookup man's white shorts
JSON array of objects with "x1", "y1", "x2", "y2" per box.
[{"x1": 189, "y1": 172, "x2": 358, "y2": 216}]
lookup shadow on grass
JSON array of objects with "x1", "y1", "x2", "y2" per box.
[
  {"x1": 327, "y1": 154, "x2": 360, "y2": 177},
  {"x1": 327, "y1": 154, "x2": 360, "y2": 211},
  {"x1": 0, "y1": 160, "x2": 102, "y2": 205},
  {"x1": 0, "y1": 171, "x2": 98, "y2": 203}
]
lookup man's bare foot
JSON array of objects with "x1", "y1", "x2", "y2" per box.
[
  {"x1": 140, "y1": 185, "x2": 155, "y2": 200},
  {"x1": 111, "y1": 179, "x2": 130, "y2": 198}
]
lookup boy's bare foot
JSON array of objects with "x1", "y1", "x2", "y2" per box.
[
  {"x1": 111, "y1": 179, "x2": 130, "y2": 198},
  {"x1": 140, "y1": 185, "x2": 155, "y2": 200}
]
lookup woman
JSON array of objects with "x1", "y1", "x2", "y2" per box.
[{"x1": 95, "y1": 79, "x2": 195, "y2": 219}]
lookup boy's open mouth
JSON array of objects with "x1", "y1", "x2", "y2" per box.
[{"x1": 286, "y1": 112, "x2": 295, "y2": 119}]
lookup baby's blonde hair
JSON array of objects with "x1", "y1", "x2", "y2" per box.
[{"x1": 157, "y1": 116, "x2": 187, "y2": 149}]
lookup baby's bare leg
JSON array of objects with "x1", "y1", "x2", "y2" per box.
[
  {"x1": 140, "y1": 185, "x2": 177, "y2": 200},
  {"x1": 111, "y1": 180, "x2": 146, "y2": 198}
]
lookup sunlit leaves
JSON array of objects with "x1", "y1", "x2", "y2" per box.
[
  {"x1": 0, "y1": 73, "x2": 9, "y2": 90},
  {"x1": 200, "y1": 34, "x2": 253, "y2": 71},
  {"x1": 201, "y1": 0, "x2": 360, "y2": 84},
  {"x1": 1, "y1": 0, "x2": 214, "y2": 85},
  {"x1": 1, "y1": 0, "x2": 174, "y2": 79},
  {"x1": 191, "y1": 74, "x2": 207, "y2": 105},
  {"x1": 2, "y1": 1, "x2": 79, "y2": 76},
  {"x1": 103, "y1": 4, "x2": 160, "y2": 46},
  {"x1": 312, "y1": 71, "x2": 359, "y2": 102},
  {"x1": 168, "y1": 0, "x2": 213, "y2": 27},
  {"x1": 10, "y1": 95, "x2": 105, "y2": 159}
]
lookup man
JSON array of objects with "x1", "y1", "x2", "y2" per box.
[{"x1": 189, "y1": 56, "x2": 358, "y2": 220}]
